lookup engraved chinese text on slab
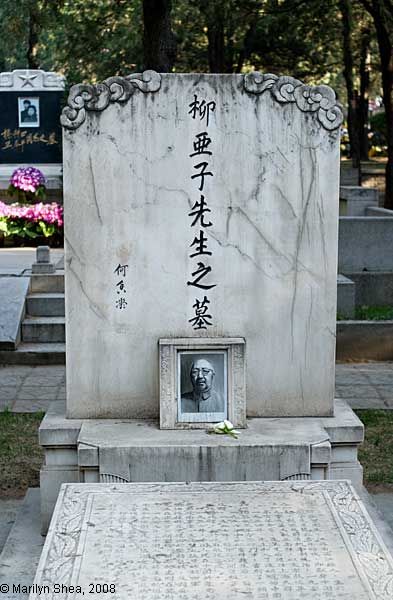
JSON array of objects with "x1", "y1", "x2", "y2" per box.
[{"x1": 30, "y1": 481, "x2": 393, "y2": 600}]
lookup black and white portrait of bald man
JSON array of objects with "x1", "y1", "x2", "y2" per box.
[{"x1": 181, "y1": 356, "x2": 224, "y2": 413}]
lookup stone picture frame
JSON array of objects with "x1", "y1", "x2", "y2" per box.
[{"x1": 159, "y1": 337, "x2": 246, "y2": 429}]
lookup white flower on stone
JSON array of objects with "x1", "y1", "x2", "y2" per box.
[{"x1": 208, "y1": 419, "x2": 240, "y2": 439}]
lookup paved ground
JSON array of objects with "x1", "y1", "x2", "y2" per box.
[
  {"x1": 0, "y1": 365, "x2": 65, "y2": 412},
  {"x1": 0, "y1": 498, "x2": 23, "y2": 555},
  {"x1": 372, "y1": 493, "x2": 393, "y2": 531},
  {"x1": 0, "y1": 247, "x2": 63, "y2": 276},
  {"x1": 335, "y1": 362, "x2": 393, "y2": 409},
  {"x1": 1, "y1": 361, "x2": 393, "y2": 412}
]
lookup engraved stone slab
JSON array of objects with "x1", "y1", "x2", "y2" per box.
[
  {"x1": 63, "y1": 72, "x2": 341, "y2": 419},
  {"x1": 31, "y1": 481, "x2": 393, "y2": 600}
]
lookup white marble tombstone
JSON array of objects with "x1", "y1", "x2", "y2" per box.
[
  {"x1": 61, "y1": 71, "x2": 342, "y2": 419},
  {"x1": 30, "y1": 481, "x2": 393, "y2": 600}
]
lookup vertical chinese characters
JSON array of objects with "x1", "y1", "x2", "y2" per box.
[
  {"x1": 114, "y1": 263, "x2": 129, "y2": 310},
  {"x1": 187, "y1": 94, "x2": 217, "y2": 330}
]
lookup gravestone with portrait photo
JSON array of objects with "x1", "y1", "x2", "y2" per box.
[
  {"x1": 0, "y1": 69, "x2": 65, "y2": 200},
  {"x1": 61, "y1": 72, "x2": 342, "y2": 421},
  {"x1": 38, "y1": 70, "x2": 365, "y2": 532},
  {"x1": 0, "y1": 70, "x2": 64, "y2": 164}
]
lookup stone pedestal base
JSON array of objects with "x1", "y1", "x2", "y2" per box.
[{"x1": 39, "y1": 399, "x2": 364, "y2": 533}]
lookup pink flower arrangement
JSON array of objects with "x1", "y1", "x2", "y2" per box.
[
  {"x1": 10, "y1": 167, "x2": 46, "y2": 194},
  {"x1": 1, "y1": 166, "x2": 63, "y2": 241},
  {"x1": 0, "y1": 201, "x2": 63, "y2": 227}
]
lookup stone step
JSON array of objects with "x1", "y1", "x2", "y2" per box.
[
  {"x1": 30, "y1": 271, "x2": 64, "y2": 293},
  {"x1": 0, "y1": 342, "x2": 65, "y2": 365},
  {"x1": 26, "y1": 293, "x2": 65, "y2": 317},
  {"x1": 22, "y1": 316, "x2": 65, "y2": 343}
]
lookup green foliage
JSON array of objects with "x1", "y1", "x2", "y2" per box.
[
  {"x1": 355, "y1": 304, "x2": 393, "y2": 320},
  {"x1": 40, "y1": 0, "x2": 143, "y2": 84},
  {"x1": 249, "y1": 0, "x2": 341, "y2": 82},
  {"x1": 355, "y1": 410, "x2": 393, "y2": 485},
  {"x1": 0, "y1": 0, "x2": 31, "y2": 70},
  {"x1": 0, "y1": 410, "x2": 44, "y2": 495},
  {"x1": 0, "y1": 215, "x2": 57, "y2": 239},
  {"x1": 0, "y1": 0, "x2": 384, "y2": 139},
  {"x1": 370, "y1": 111, "x2": 387, "y2": 144},
  {"x1": 7, "y1": 184, "x2": 46, "y2": 204},
  {"x1": 337, "y1": 305, "x2": 393, "y2": 320},
  {"x1": 0, "y1": 0, "x2": 377, "y2": 90}
]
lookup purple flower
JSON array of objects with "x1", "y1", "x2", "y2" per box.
[{"x1": 10, "y1": 167, "x2": 46, "y2": 194}]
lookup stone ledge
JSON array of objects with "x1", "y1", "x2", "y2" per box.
[
  {"x1": 39, "y1": 399, "x2": 365, "y2": 532},
  {"x1": 40, "y1": 398, "x2": 363, "y2": 449},
  {"x1": 39, "y1": 401, "x2": 82, "y2": 446},
  {"x1": 337, "y1": 320, "x2": 393, "y2": 361}
]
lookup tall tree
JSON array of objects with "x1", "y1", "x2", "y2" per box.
[
  {"x1": 339, "y1": 0, "x2": 361, "y2": 175},
  {"x1": 39, "y1": 0, "x2": 143, "y2": 84},
  {"x1": 359, "y1": 0, "x2": 393, "y2": 208},
  {"x1": 143, "y1": 0, "x2": 176, "y2": 72},
  {"x1": 191, "y1": 0, "x2": 261, "y2": 73},
  {"x1": 27, "y1": 2, "x2": 40, "y2": 69},
  {"x1": 358, "y1": 26, "x2": 372, "y2": 160}
]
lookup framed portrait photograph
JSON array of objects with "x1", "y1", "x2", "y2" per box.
[
  {"x1": 18, "y1": 97, "x2": 40, "y2": 128},
  {"x1": 159, "y1": 337, "x2": 246, "y2": 430},
  {"x1": 178, "y1": 350, "x2": 227, "y2": 423}
]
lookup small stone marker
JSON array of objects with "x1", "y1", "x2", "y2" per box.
[
  {"x1": 32, "y1": 246, "x2": 55, "y2": 274},
  {"x1": 30, "y1": 481, "x2": 393, "y2": 600}
]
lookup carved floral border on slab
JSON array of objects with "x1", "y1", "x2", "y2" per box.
[
  {"x1": 60, "y1": 70, "x2": 162, "y2": 130},
  {"x1": 30, "y1": 481, "x2": 393, "y2": 600},
  {"x1": 244, "y1": 72, "x2": 344, "y2": 131}
]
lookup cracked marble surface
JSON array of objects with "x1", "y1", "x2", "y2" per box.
[{"x1": 63, "y1": 73, "x2": 340, "y2": 419}]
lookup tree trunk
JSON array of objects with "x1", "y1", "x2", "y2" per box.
[
  {"x1": 235, "y1": 22, "x2": 256, "y2": 73},
  {"x1": 27, "y1": 6, "x2": 40, "y2": 69},
  {"x1": 359, "y1": 0, "x2": 393, "y2": 208},
  {"x1": 339, "y1": 0, "x2": 360, "y2": 177},
  {"x1": 143, "y1": 0, "x2": 176, "y2": 72},
  {"x1": 358, "y1": 29, "x2": 371, "y2": 161},
  {"x1": 379, "y1": 37, "x2": 393, "y2": 209},
  {"x1": 206, "y1": 20, "x2": 226, "y2": 73}
]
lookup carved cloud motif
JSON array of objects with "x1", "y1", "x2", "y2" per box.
[
  {"x1": 244, "y1": 72, "x2": 343, "y2": 131},
  {"x1": 61, "y1": 70, "x2": 162, "y2": 130}
]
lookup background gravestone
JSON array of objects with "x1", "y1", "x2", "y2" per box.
[
  {"x1": 0, "y1": 69, "x2": 65, "y2": 202},
  {"x1": 62, "y1": 71, "x2": 342, "y2": 419},
  {"x1": 0, "y1": 69, "x2": 64, "y2": 164}
]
